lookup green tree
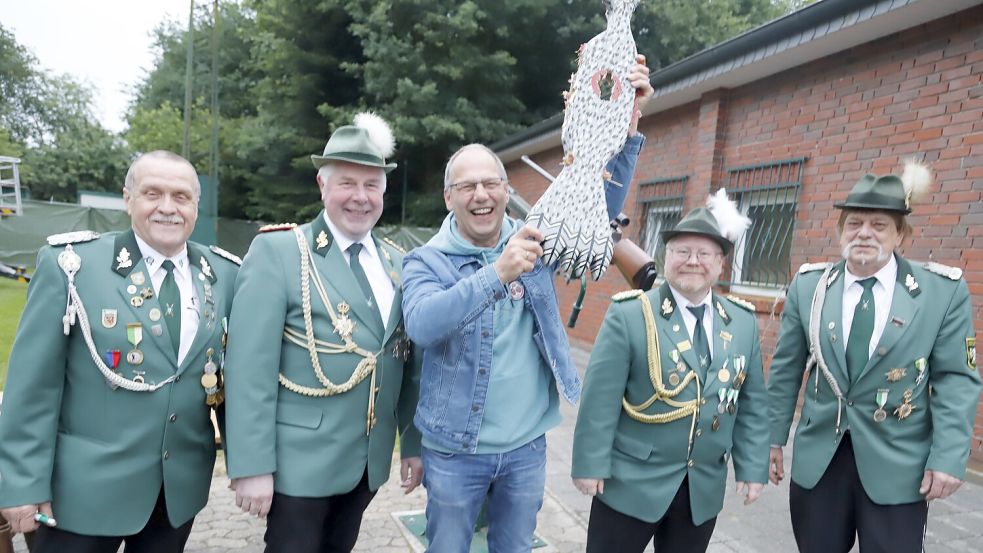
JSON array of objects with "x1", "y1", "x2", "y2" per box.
[{"x1": 0, "y1": 24, "x2": 131, "y2": 202}]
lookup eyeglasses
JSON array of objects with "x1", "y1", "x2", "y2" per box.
[
  {"x1": 449, "y1": 178, "x2": 506, "y2": 194},
  {"x1": 666, "y1": 247, "x2": 722, "y2": 263}
]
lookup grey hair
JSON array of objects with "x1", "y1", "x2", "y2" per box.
[
  {"x1": 124, "y1": 150, "x2": 201, "y2": 196},
  {"x1": 316, "y1": 162, "x2": 387, "y2": 192},
  {"x1": 443, "y1": 144, "x2": 508, "y2": 191}
]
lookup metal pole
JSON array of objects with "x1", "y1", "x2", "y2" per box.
[
  {"x1": 209, "y1": 0, "x2": 220, "y2": 187},
  {"x1": 401, "y1": 159, "x2": 408, "y2": 225},
  {"x1": 181, "y1": 0, "x2": 195, "y2": 159}
]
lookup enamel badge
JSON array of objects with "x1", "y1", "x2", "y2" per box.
[{"x1": 101, "y1": 309, "x2": 118, "y2": 328}]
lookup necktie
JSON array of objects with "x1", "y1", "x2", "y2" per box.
[
  {"x1": 686, "y1": 305, "x2": 711, "y2": 371},
  {"x1": 347, "y1": 243, "x2": 383, "y2": 328},
  {"x1": 846, "y1": 277, "x2": 877, "y2": 380},
  {"x1": 160, "y1": 260, "x2": 181, "y2": 354}
]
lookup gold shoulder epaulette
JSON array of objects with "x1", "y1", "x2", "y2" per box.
[
  {"x1": 725, "y1": 294, "x2": 755, "y2": 312},
  {"x1": 381, "y1": 237, "x2": 406, "y2": 254},
  {"x1": 47, "y1": 230, "x2": 100, "y2": 246},
  {"x1": 612, "y1": 289, "x2": 644, "y2": 302},
  {"x1": 209, "y1": 245, "x2": 242, "y2": 265},
  {"x1": 922, "y1": 261, "x2": 962, "y2": 281},
  {"x1": 798, "y1": 262, "x2": 831, "y2": 273},
  {"x1": 258, "y1": 223, "x2": 297, "y2": 233}
]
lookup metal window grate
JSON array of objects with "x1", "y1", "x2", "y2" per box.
[
  {"x1": 722, "y1": 157, "x2": 806, "y2": 289},
  {"x1": 637, "y1": 176, "x2": 688, "y2": 275}
]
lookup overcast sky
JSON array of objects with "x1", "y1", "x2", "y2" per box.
[{"x1": 3, "y1": 0, "x2": 195, "y2": 133}]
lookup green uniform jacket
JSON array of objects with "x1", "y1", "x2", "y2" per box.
[
  {"x1": 572, "y1": 283, "x2": 769, "y2": 525},
  {"x1": 0, "y1": 230, "x2": 237, "y2": 535},
  {"x1": 768, "y1": 256, "x2": 980, "y2": 504},
  {"x1": 223, "y1": 213, "x2": 421, "y2": 497}
]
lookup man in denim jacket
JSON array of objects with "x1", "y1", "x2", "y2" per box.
[{"x1": 400, "y1": 58, "x2": 652, "y2": 553}]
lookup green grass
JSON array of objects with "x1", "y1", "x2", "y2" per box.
[{"x1": 0, "y1": 277, "x2": 29, "y2": 391}]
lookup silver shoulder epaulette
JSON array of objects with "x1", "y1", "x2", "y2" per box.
[
  {"x1": 209, "y1": 245, "x2": 242, "y2": 265},
  {"x1": 922, "y1": 261, "x2": 962, "y2": 281},
  {"x1": 798, "y1": 262, "x2": 832, "y2": 273},
  {"x1": 47, "y1": 230, "x2": 100, "y2": 246},
  {"x1": 381, "y1": 237, "x2": 407, "y2": 255},
  {"x1": 612, "y1": 289, "x2": 644, "y2": 302},
  {"x1": 725, "y1": 294, "x2": 755, "y2": 312}
]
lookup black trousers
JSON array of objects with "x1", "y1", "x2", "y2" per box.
[
  {"x1": 789, "y1": 435, "x2": 929, "y2": 553},
  {"x1": 264, "y1": 471, "x2": 377, "y2": 553},
  {"x1": 32, "y1": 489, "x2": 194, "y2": 553},
  {"x1": 585, "y1": 477, "x2": 717, "y2": 553}
]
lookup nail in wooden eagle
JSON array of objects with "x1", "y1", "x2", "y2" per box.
[{"x1": 525, "y1": 0, "x2": 641, "y2": 280}]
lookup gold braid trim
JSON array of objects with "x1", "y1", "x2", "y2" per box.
[
  {"x1": 280, "y1": 228, "x2": 382, "y2": 433},
  {"x1": 621, "y1": 292, "x2": 702, "y2": 426}
]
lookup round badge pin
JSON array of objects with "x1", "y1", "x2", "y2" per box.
[
  {"x1": 149, "y1": 308, "x2": 162, "y2": 321},
  {"x1": 126, "y1": 284, "x2": 138, "y2": 295},
  {"x1": 508, "y1": 281, "x2": 525, "y2": 301},
  {"x1": 668, "y1": 373, "x2": 681, "y2": 387},
  {"x1": 126, "y1": 349, "x2": 144, "y2": 365}
]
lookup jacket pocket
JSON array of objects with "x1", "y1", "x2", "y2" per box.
[
  {"x1": 613, "y1": 433, "x2": 653, "y2": 461},
  {"x1": 275, "y1": 402, "x2": 322, "y2": 430}
]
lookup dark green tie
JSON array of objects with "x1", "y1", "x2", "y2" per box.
[
  {"x1": 846, "y1": 277, "x2": 877, "y2": 380},
  {"x1": 686, "y1": 305, "x2": 711, "y2": 371},
  {"x1": 347, "y1": 243, "x2": 383, "y2": 328},
  {"x1": 160, "y1": 260, "x2": 181, "y2": 354}
]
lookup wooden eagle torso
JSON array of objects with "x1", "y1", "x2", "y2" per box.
[{"x1": 526, "y1": 0, "x2": 640, "y2": 280}]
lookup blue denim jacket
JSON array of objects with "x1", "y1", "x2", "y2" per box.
[{"x1": 401, "y1": 135, "x2": 644, "y2": 453}]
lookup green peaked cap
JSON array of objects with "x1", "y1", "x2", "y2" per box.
[
  {"x1": 660, "y1": 207, "x2": 734, "y2": 255},
  {"x1": 311, "y1": 126, "x2": 397, "y2": 173},
  {"x1": 834, "y1": 173, "x2": 910, "y2": 214}
]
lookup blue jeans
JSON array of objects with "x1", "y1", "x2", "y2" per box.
[{"x1": 422, "y1": 435, "x2": 547, "y2": 553}]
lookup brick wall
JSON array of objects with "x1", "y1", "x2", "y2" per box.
[{"x1": 505, "y1": 6, "x2": 983, "y2": 460}]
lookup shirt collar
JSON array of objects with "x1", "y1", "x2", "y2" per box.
[
  {"x1": 844, "y1": 254, "x2": 897, "y2": 292},
  {"x1": 133, "y1": 233, "x2": 189, "y2": 275},
  {"x1": 668, "y1": 285, "x2": 712, "y2": 312},
  {"x1": 323, "y1": 212, "x2": 375, "y2": 259}
]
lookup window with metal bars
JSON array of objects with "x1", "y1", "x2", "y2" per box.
[
  {"x1": 722, "y1": 157, "x2": 806, "y2": 289},
  {"x1": 637, "y1": 176, "x2": 688, "y2": 275}
]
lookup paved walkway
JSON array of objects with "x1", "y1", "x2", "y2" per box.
[{"x1": 9, "y1": 347, "x2": 983, "y2": 552}]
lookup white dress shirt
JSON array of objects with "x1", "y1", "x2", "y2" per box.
[
  {"x1": 842, "y1": 255, "x2": 897, "y2": 358},
  {"x1": 668, "y1": 286, "x2": 714, "y2": 359},
  {"x1": 134, "y1": 234, "x2": 200, "y2": 365},
  {"x1": 324, "y1": 214, "x2": 395, "y2": 327}
]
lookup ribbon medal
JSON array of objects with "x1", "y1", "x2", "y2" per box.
[
  {"x1": 126, "y1": 323, "x2": 144, "y2": 365},
  {"x1": 873, "y1": 388, "x2": 889, "y2": 422}
]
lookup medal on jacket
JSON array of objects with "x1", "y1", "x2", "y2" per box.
[
  {"x1": 894, "y1": 389, "x2": 915, "y2": 421},
  {"x1": 726, "y1": 389, "x2": 738, "y2": 415},
  {"x1": 873, "y1": 388, "x2": 889, "y2": 422},
  {"x1": 717, "y1": 388, "x2": 727, "y2": 414},
  {"x1": 126, "y1": 323, "x2": 144, "y2": 365},
  {"x1": 104, "y1": 349, "x2": 121, "y2": 369},
  {"x1": 508, "y1": 280, "x2": 525, "y2": 301},
  {"x1": 334, "y1": 302, "x2": 356, "y2": 339},
  {"x1": 914, "y1": 357, "x2": 927, "y2": 385}
]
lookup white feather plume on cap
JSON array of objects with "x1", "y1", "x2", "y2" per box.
[
  {"x1": 707, "y1": 188, "x2": 751, "y2": 243},
  {"x1": 900, "y1": 157, "x2": 932, "y2": 208},
  {"x1": 353, "y1": 112, "x2": 395, "y2": 159}
]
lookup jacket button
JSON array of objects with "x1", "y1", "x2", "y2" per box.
[
  {"x1": 169, "y1": 414, "x2": 177, "y2": 422},
  {"x1": 482, "y1": 331, "x2": 490, "y2": 338},
  {"x1": 847, "y1": 401, "x2": 854, "y2": 407},
  {"x1": 471, "y1": 405, "x2": 479, "y2": 412},
  {"x1": 700, "y1": 398, "x2": 707, "y2": 405},
  {"x1": 462, "y1": 442, "x2": 469, "y2": 449},
  {"x1": 175, "y1": 375, "x2": 181, "y2": 382},
  {"x1": 478, "y1": 369, "x2": 487, "y2": 375},
  {"x1": 695, "y1": 429, "x2": 703, "y2": 437},
  {"x1": 687, "y1": 459, "x2": 695, "y2": 468},
  {"x1": 163, "y1": 450, "x2": 170, "y2": 460}
]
